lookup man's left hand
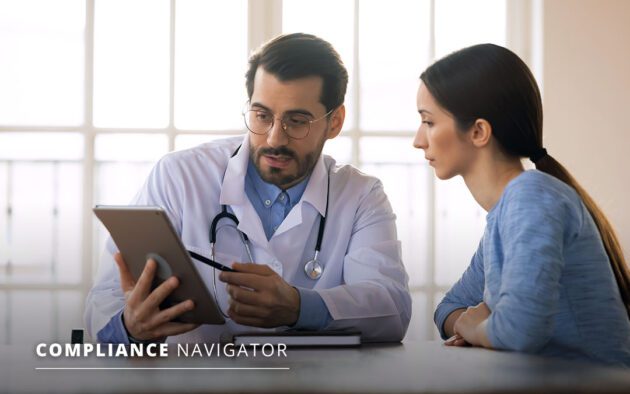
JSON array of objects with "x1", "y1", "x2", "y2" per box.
[{"x1": 219, "y1": 263, "x2": 300, "y2": 327}]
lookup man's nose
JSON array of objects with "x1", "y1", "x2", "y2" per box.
[{"x1": 267, "y1": 118, "x2": 290, "y2": 148}]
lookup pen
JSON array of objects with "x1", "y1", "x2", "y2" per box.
[{"x1": 188, "y1": 251, "x2": 236, "y2": 272}]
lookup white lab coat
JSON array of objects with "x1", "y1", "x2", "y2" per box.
[{"x1": 85, "y1": 135, "x2": 411, "y2": 343}]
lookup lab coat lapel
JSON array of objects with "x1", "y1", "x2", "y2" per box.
[
  {"x1": 218, "y1": 136, "x2": 268, "y2": 248},
  {"x1": 273, "y1": 154, "x2": 328, "y2": 237}
]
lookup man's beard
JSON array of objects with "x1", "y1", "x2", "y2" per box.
[{"x1": 250, "y1": 138, "x2": 325, "y2": 189}]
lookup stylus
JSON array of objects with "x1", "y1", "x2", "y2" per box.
[{"x1": 188, "y1": 251, "x2": 236, "y2": 272}]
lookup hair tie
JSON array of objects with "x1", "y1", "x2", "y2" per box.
[{"x1": 530, "y1": 147, "x2": 548, "y2": 163}]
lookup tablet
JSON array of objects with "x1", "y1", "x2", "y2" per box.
[{"x1": 93, "y1": 205, "x2": 225, "y2": 325}]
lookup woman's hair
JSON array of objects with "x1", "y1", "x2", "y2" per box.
[{"x1": 420, "y1": 43, "x2": 630, "y2": 317}]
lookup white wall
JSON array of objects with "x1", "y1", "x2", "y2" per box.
[{"x1": 542, "y1": 0, "x2": 630, "y2": 255}]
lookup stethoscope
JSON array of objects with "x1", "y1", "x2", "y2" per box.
[{"x1": 210, "y1": 146, "x2": 330, "y2": 283}]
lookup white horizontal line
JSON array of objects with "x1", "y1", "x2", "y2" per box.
[{"x1": 36, "y1": 367, "x2": 290, "y2": 370}]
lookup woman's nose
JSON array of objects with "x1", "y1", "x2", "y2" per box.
[{"x1": 413, "y1": 125, "x2": 428, "y2": 150}]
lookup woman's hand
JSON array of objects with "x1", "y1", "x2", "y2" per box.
[
  {"x1": 444, "y1": 333, "x2": 470, "y2": 347},
  {"x1": 453, "y1": 302, "x2": 493, "y2": 348}
]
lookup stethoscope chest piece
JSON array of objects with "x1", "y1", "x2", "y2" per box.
[{"x1": 304, "y1": 258, "x2": 323, "y2": 280}]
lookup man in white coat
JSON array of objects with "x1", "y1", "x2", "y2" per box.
[{"x1": 85, "y1": 33, "x2": 411, "y2": 344}]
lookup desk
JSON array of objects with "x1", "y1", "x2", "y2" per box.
[{"x1": 1, "y1": 341, "x2": 629, "y2": 393}]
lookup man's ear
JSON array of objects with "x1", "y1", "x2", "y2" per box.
[
  {"x1": 326, "y1": 105, "x2": 345, "y2": 139},
  {"x1": 470, "y1": 118, "x2": 492, "y2": 148}
]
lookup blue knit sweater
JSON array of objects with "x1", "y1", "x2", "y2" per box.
[{"x1": 435, "y1": 170, "x2": 630, "y2": 366}]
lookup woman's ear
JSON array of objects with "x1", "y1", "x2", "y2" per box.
[
  {"x1": 470, "y1": 118, "x2": 492, "y2": 148},
  {"x1": 326, "y1": 105, "x2": 346, "y2": 140}
]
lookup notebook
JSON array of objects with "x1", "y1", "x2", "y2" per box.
[{"x1": 232, "y1": 330, "x2": 362, "y2": 347}]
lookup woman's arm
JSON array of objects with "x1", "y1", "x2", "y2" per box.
[
  {"x1": 484, "y1": 182, "x2": 572, "y2": 352},
  {"x1": 434, "y1": 239, "x2": 486, "y2": 340}
]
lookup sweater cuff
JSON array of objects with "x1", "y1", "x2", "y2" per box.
[{"x1": 434, "y1": 303, "x2": 466, "y2": 340}]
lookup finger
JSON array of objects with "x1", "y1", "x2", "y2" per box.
[
  {"x1": 137, "y1": 276, "x2": 180, "y2": 318},
  {"x1": 227, "y1": 309, "x2": 267, "y2": 328},
  {"x1": 219, "y1": 271, "x2": 267, "y2": 290},
  {"x1": 130, "y1": 259, "x2": 157, "y2": 303},
  {"x1": 228, "y1": 300, "x2": 270, "y2": 319},
  {"x1": 445, "y1": 335, "x2": 459, "y2": 346},
  {"x1": 452, "y1": 338, "x2": 470, "y2": 347},
  {"x1": 231, "y1": 263, "x2": 274, "y2": 276},
  {"x1": 114, "y1": 253, "x2": 135, "y2": 294},
  {"x1": 148, "y1": 299, "x2": 195, "y2": 328},
  {"x1": 226, "y1": 284, "x2": 260, "y2": 306},
  {"x1": 151, "y1": 322, "x2": 200, "y2": 338}
]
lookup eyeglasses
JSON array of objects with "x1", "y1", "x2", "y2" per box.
[{"x1": 243, "y1": 105, "x2": 335, "y2": 140}]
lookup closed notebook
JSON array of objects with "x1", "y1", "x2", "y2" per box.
[{"x1": 233, "y1": 330, "x2": 361, "y2": 347}]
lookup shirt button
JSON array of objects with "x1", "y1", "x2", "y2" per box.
[
  {"x1": 279, "y1": 194, "x2": 285, "y2": 201},
  {"x1": 264, "y1": 199, "x2": 272, "y2": 206},
  {"x1": 273, "y1": 225, "x2": 278, "y2": 231}
]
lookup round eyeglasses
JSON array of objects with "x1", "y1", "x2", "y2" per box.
[{"x1": 243, "y1": 106, "x2": 335, "y2": 140}]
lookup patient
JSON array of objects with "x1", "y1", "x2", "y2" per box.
[{"x1": 414, "y1": 43, "x2": 630, "y2": 366}]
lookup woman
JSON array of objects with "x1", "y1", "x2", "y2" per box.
[{"x1": 415, "y1": 43, "x2": 630, "y2": 366}]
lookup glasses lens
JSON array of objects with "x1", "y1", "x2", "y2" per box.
[
  {"x1": 244, "y1": 110, "x2": 272, "y2": 135},
  {"x1": 283, "y1": 114, "x2": 310, "y2": 139}
]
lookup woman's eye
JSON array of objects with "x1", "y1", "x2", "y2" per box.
[{"x1": 422, "y1": 120, "x2": 433, "y2": 127}]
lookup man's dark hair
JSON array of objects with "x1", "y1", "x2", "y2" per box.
[{"x1": 245, "y1": 33, "x2": 348, "y2": 112}]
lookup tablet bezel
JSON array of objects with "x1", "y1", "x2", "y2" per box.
[{"x1": 93, "y1": 205, "x2": 225, "y2": 325}]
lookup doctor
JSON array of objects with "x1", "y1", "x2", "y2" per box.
[{"x1": 85, "y1": 33, "x2": 411, "y2": 344}]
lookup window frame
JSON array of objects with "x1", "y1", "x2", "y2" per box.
[{"x1": 0, "y1": 0, "x2": 535, "y2": 342}]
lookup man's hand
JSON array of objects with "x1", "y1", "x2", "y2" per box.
[
  {"x1": 219, "y1": 262, "x2": 300, "y2": 327},
  {"x1": 452, "y1": 302, "x2": 492, "y2": 348},
  {"x1": 115, "y1": 252, "x2": 199, "y2": 341}
]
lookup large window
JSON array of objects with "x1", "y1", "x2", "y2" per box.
[{"x1": 0, "y1": 0, "x2": 510, "y2": 344}]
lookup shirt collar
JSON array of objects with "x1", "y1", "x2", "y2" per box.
[
  {"x1": 220, "y1": 134, "x2": 329, "y2": 216},
  {"x1": 246, "y1": 159, "x2": 310, "y2": 207}
]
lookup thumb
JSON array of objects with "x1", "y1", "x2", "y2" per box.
[{"x1": 114, "y1": 252, "x2": 135, "y2": 294}]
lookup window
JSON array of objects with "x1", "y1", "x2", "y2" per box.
[
  {"x1": 0, "y1": 0, "x2": 511, "y2": 344},
  {"x1": 283, "y1": 0, "x2": 505, "y2": 341}
]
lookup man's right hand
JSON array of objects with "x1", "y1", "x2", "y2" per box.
[{"x1": 114, "y1": 252, "x2": 199, "y2": 341}]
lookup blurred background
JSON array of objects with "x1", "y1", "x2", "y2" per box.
[{"x1": 1, "y1": 0, "x2": 629, "y2": 344}]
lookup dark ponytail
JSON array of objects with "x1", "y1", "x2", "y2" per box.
[{"x1": 421, "y1": 43, "x2": 630, "y2": 317}]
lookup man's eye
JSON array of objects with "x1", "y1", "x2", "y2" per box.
[
  {"x1": 256, "y1": 112, "x2": 271, "y2": 121},
  {"x1": 286, "y1": 116, "x2": 308, "y2": 126}
]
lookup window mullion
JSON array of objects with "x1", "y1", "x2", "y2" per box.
[
  {"x1": 426, "y1": 0, "x2": 437, "y2": 340},
  {"x1": 168, "y1": 0, "x2": 176, "y2": 151},
  {"x1": 247, "y1": 0, "x2": 282, "y2": 53},
  {"x1": 351, "y1": 0, "x2": 361, "y2": 168},
  {"x1": 81, "y1": 0, "x2": 96, "y2": 311}
]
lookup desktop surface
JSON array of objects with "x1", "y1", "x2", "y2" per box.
[{"x1": 1, "y1": 340, "x2": 630, "y2": 393}]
